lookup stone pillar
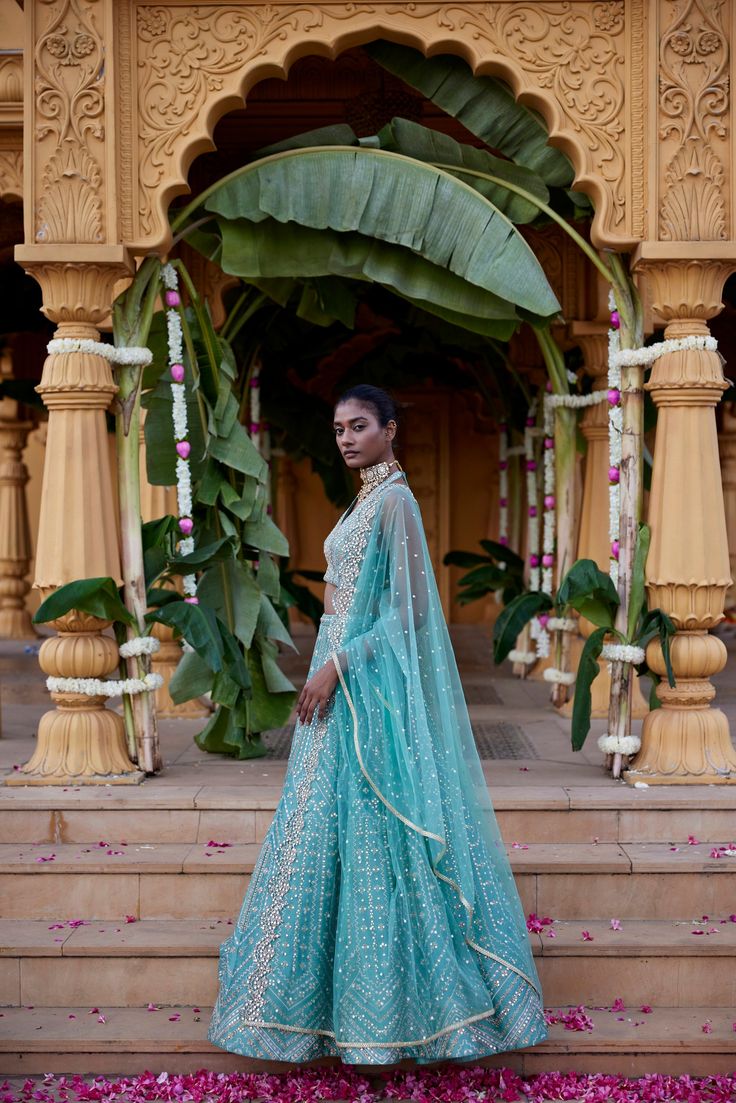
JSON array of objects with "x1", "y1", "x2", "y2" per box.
[
  {"x1": 719, "y1": 403, "x2": 736, "y2": 613},
  {"x1": 0, "y1": 346, "x2": 36, "y2": 638},
  {"x1": 7, "y1": 250, "x2": 143, "y2": 785},
  {"x1": 626, "y1": 258, "x2": 736, "y2": 784},
  {"x1": 567, "y1": 323, "x2": 648, "y2": 718}
]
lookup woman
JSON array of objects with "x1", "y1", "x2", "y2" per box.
[{"x1": 208, "y1": 384, "x2": 547, "y2": 1064}]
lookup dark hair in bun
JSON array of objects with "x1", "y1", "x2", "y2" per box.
[{"x1": 335, "y1": 384, "x2": 398, "y2": 428}]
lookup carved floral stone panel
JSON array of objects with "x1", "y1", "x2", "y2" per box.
[
  {"x1": 32, "y1": 0, "x2": 108, "y2": 245},
  {"x1": 658, "y1": 0, "x2": 731, "y2": 241},
  {"x1": 127, "y1": 0, "x2": 641, "y2": 253}
]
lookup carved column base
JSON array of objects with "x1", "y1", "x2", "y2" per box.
[
  {"x1": 624, "y1": 631, "x2": 736, "y2": 785},
  {"x1": 5, "y1": 614, "x2": 143, "y2": 787},
  {"x1": 0, "y1": 564, "x2": 37, "y2": 638}
]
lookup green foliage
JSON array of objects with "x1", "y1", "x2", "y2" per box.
[
  {"x1": 556, "y1": 559, "x2": 619, "y2": 629},
  {"x1": 33, "y1": 577, "x2": 135, "y2": 627},
  {"x1": 444, "y1": 540, "x2": 525, "y2": 607},
  {"x1": 493, "y1": 590, "x2": 553, "y2": 665},
  {"x1": 571, "y1": 627, "x2": 608, "y2": 752}
]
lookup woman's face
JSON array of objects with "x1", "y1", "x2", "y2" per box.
[{"x1": 333, "y1": 399, "x2": 395, "y2": 470}]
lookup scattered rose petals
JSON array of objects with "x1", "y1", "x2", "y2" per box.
[
  {"x1": 511, "y1": 842, "x2": 529, "y2": 849},
  {"x1": 526, "y1": 913, "x2": 554, "y2": 933},
  {"x1": 205, "y1": 840, "x2": 233, "y2": 848},
  {"x1": 67, "y1": 1014, "x2": 76, "y2": 1019},
  {"x1": 611, "y1": 997, "x2": 626, "y2": 1012},
  {"x1": 581, "y1": 930, "x2": 594, "y2": 941},
  {"x1": 87, "y1": 1008, "x2": 99, "y2": 1015},
  {"x1": 124, "y1": 915, "x2": 137, "y2": 923},
  {"x1": 147, "y1": 1003, "x2": 159, "y2": 1012},
  {"x1": 702, "y1": 1021, "x2": 713, "y2": 1034},
  {"x1": 97, "y1": 1014, "x2": 106, "y2": 1024},
  {"x1": 610, "y1": 918, "x2": 622, "y2": 930},
  {"x1": 544, "y1": 1005, "x2": 595, "y2": 1032},
  {"x1": 35, "y1": 854, "x2": 56, "y2": 863},
  {"x1": 640, "y1": 1004, "x2": 653, "y2": 1013},
  {"x1": 688, "y1": 834, "x2": 700, "y2": 845},
  {"x1": 168, "y1": 1013, "x2": 181, "y2": 1022}
]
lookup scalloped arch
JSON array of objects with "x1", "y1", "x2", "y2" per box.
[{"x1": 131, "y1": 3, "x2": 640, "y2": 255}]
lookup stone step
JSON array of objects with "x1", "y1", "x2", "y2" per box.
[
  {"x1": 2, "y1": 919, "x2": 735, "y2": 1010},
  {"x1": 1, "y1": 842, "x2": 734, "y2": 920},
  {"x1": 2, "y1": 785, "x2": 735, "y2": 845},
  {"x1": 0, "y1": 1005, "x2": 734, "y2": 1077}
]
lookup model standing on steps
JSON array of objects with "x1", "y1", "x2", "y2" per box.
[{"x1": 208, "y1": 383, "x2": 547, "y2": 1064}]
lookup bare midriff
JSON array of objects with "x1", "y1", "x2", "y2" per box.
[{"x1": 324, "y1": 582, "x2": 337, "y2": 615}]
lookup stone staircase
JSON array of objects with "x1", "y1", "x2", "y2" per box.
[{"x1": 1, "y1": 783, "x2": 735, "y2": 1077}]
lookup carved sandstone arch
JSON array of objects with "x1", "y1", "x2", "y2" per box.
[{"x1": 115, "y1": 3, "x2": 642, "y2": 254}]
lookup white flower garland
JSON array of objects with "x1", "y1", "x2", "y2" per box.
[
  {"x1": 529, "y1": 615, "x2": 550, "y2": 659},
  {"x1": 608, "y1": 291, "x2": 622, "y2": 588},
  {"x1": 118, "y1": 636, "x2": 161, "y2": 659},
  {"x1": 597, "y1": 733, "x2": 641, "y2": 756},
  {"x1": 543, "y1": 667, "x2": 576, "y2": 686},
  {"x1": 547, "y1": 617, "x2": 577, "y2": 633},
  {"x1": 601, "y1": 642, "x2": 646, "y2": 665},
  {"x1": 47, "y1": 673, "x2": 164, "y2": 698},
  {"x1": 163, "y1": 265, "x2": 198, "y2": 602},
  {"x1": 47, "y1": 338, "x2": 153, "y2": 368},
  {"x1": 508, "y1": 648, "x2": 536, "y2": 665},
  {"x1": 524, "y1": 403, "x2": 542, "y2": 593},
  {"x1": 612, "y1": 334, "x2": 717, "y2": 369}
]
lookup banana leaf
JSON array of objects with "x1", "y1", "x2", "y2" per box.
[
  {"x1": 373, "y1": 118, "x2": 549, "y2": 223},
  {"x1": 363, "y1": 41, "x2": 575, "y2": 188},
  {"x1": 201, "y1": 147, "x2": 560, "y2": 318}
]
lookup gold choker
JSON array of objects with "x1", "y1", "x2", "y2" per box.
[{"x1": 357, "y1": 459, "x2": 402, "y2": 500}]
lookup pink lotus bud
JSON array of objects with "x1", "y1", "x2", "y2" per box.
[
  {"x1": 544, "y1": 495, "x2": 555, "y2": 510},
  {"x1": 528, "y1": 506, "x2": 537, "y2": 518},
  {"x1": 542, "y1": 554, "x2": 554, "y2": 568},
  {"x1": 525, "y1": 417, "x2": 536, "y2": 428},
  {"x1": 176, "y1": 441, "x2": 191, "y2": 459},
  {"x1": 499, "y1": 460, "x2": 508, "y2": 471},
  {"x1": 610, "y1": 310, "x2": 621, "y2": 329},
  {"x1": 170, "y1": 364, "x2": 185, "y2": 383},
  {"x1": 249, "y1": 377, "x2": 260, "y2": 388},
  {"x1": 526, "y1": 460, "x2": 537, "y2": 472},
  {"x1": 544, "y1": 437, "x2": 554, "y2": 450},
  {"x1": 249, "y1": 422, "x2": 260, "y2": 434},
  {"x1": 611, "y1": 540, "x2": 620, "y2": 560},
  {"x1": 529, "y1": 554, "x2": 540, "y2": 568},
  {"x1": 499, "y1": 535, "x2": 509, "y2": 546},
  {"x1": 546, "y1": 381, "x2": 553, "y2": 393},
  {"x1": 607, "y1": 388, "x2": 621, "y2": 406},
  {"x1": 538, "y1": 614, "x2": 550, "y2": 628},
  {"x1": 165, "y1": 290, "x2": 181, "y2": 308},
  {"x1": 179, "y1": 518, "x2": 193, "y2": 536},
  {"x1": 609, "y1": 466, "x2": 620, "y2": 484},
  {"x1": 184, "y1": 596, "x2": 199, "y2": 605},
  {"x1": 499, "y1": 497, "x2": 508, "y2": 507}
]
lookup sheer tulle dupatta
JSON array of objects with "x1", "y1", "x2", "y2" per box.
[{"x1": 330, "y1": 485, "x2": 542, "y2": 999}]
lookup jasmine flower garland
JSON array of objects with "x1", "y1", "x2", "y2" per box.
[
  {"x1": 47, "y1": 338, "x2": 152, "y2": 367},
  {"x1": 46, "y1": 673, "x2": 163, "y2": 697},
  {"x1": 162, "y1": 264, "x2": 198, "y2": 602}
]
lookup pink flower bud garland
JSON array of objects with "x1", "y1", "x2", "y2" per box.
[{"x1": 161, "y1": 263, "x2": 197, "y2": 601}]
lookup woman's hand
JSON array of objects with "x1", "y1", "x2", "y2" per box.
[{"x1": 296, "y1": 660, "x2": 339, "y2": 725}]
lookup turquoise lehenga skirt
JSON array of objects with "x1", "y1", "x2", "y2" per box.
[{"x1": 208, "y1": 611, "x2": 547, "y2": 1065}]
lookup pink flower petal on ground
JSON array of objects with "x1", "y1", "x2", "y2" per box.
[
  {"x1": 710, "y1": 847, "x2": 723, "y2": 858},
  {"x1": 687, "y1": 834, "x2": 700, "y2": 845},
  {"x1": 640, "y1": 1004, "x2": 653, "y2": 1013},
  {"x1": 205, "y1": 841, "x2": 232, "y2": 848},
  {"x1": 87, "y1": 1008, "x2": 99, "y2": 1015},
  {"x1": 610, "y1": 918, "x2": 622, "y2": 930},
  {"x1": 511, "y1": 842, "x2": 529, "y2": 849},
  {"x1": 192, "y1": 1008, "x2": 200, "y2": 1013},
  {"x1": 692, "y1": 929, "x2": 705, "y2": 935},
  {"x1": 48, "y1": 924, "x2": 65, "y2": 930},
  {"x1": 518, "y1": 766, "x2": 529, "y2": 771},
  {"x1": 526, "y1": 913, "x2": 554, "y2": 932},
  {"x1": 124, "y1": 915, "x2": 137, "y2": 923},
  {"x1": 97, "y1": 1015, "x2": 106, "y2": 1024},
  {"x1": 147, "y1": 1003, "x2": 159, "y2": 1012},
  {"x1": 168, "y1": 1014, "x2": 181, "y2": 1022},
  {"x1": 702, "y1": 1022, "x2": 713, "y2": 1034},
  {"x1": 611, "y1": 998, "x2": 626, "y2": 1012},
  {"x1": 581, "y1": 930, "x2": 594, "y2": 941},
  {"x1": 35, "y1": 854, "x2": 55, "y2": 863},
  {"x1": 546, "y1": 929, "x2": 557, "y2": 938},
  {"x1": 67, "y1": 1014, "x2": 76, "y2": 1019}
]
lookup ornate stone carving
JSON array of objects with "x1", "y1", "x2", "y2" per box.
[
  {"x1": 0, "y1": 52, "x2": 23, "y2": 127},
  {"x1": 133, "y1": 2, "x2": 634, "y2": 252},
  {"x1": 658, "y1": 0, "x2": 730, "y2": 241},
  {"x1": 0, "y1": 150, "x2": 22, "y2": 203},
  {"x1": 0, "y1": 348, "x2": 36, "y2": 639},
  {"x1": 33, "y1": 0, "x2": 106, "y2": 244}
]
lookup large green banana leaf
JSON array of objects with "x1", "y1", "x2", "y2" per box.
[
  {"x1": 363, "y1": 41, "x2": 574, "y2": 188},
  {"x1": 370, "y1": 119, "x2": 548, "y2": 224},
  {"x1": 201, "y1": 147, "x2": 560, "y2": 318}
]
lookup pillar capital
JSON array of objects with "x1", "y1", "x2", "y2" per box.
[{"x1": 631, "y1": 246, "x2": 736, "y2": 328}]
